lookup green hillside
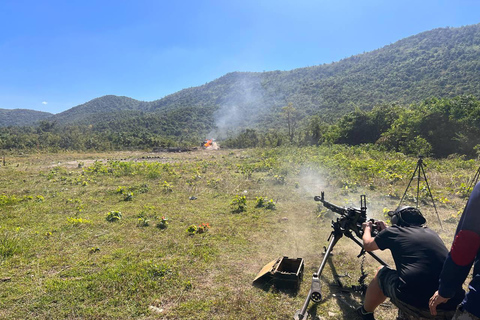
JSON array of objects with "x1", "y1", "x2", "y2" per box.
[
  {"x1": 33, "y1": 23, "x2": 480, "y2": 131},
  {"x1": 0, "y1": 108, "x2": 53, "y2": 127}
]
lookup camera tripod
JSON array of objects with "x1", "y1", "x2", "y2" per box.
[{"x1": 398, "y1": 155, "x2": 443, "y2": 229}]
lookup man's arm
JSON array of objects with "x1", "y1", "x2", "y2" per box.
[
  {"x1": 430, "y1": 182, "x2": 480, "y2": 315},
  {"x1": 362, "y1": 221, "x2": 379, "y2": 252}
]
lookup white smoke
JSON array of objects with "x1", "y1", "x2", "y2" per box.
[{"x1": 208, "y1": 73, "x2": 269, "y2": 139}]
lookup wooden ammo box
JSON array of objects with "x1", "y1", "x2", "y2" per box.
[{"x1": 253, "y1": 256, "x2": 304, "y2": 290}]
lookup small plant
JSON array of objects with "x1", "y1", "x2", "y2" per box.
[
  {"x1": 89, "y1": 247, "x2": 100, "y2": 254},
  {"x1": 157, "y1": 216, "x2": 168, "y2": 229},
  {"x1": 255, "y1": 197, "x2": 275, "y2": 210},
  {"x1": 35, "y1": 195, "x2": 45, "y2": 203},
  {"x1": 273, "y1": 175, "x2": 285, "y2": 185},
  {"x1": 186, "y1": 224, "x2": 197, "y2": 234},
  {"x1": 196, "y1": 223, "x2": 210, "y2": 234},
  {"x1": 116, "y1": 186, "x2": 127, "y2": 194},
  {"x1": 265, "y1": 199, "x2": 276, "y2": 210},
  {"x1": 0, "y1": 231, "x2": 20, "y2": 259},
  {"x1": 0, "y1": 194, "x2": 19, "y2": 206},
  {"x1": 67, "y1": 217, "x2": 92, "y2": 225},
  {"x1": 124, "y1": 192, "x2": 134, "y2": 201},
  {"x1": 255, "y1": 197, "x2": 265, "y2": 208},
  {"x1": 231, "y1": 195, "x2": 247, "y2": 213},
  {"x1": 106, "y1": 211, "x2": 122, "y2": 222},
  {"x1": 137, "y1": 217, "x2": 150, "y2": 227},
  {"x1": 162, "y1": 181, "x2": 173, "y2": 193},
  {"x1": 147, "y1": 263, "x2": 172, "y2": 278}
]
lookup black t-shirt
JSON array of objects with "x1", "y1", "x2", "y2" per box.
[{"x1": 375, "y1": 226, "x2": 464, "y2": 309}]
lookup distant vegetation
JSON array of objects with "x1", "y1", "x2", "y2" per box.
[
  {"x1": 1, "y1": 95, "x2": 479, "y2": 159},
  {"x1": 0, "y1": 109, "x2": 52, "y2": 127}
]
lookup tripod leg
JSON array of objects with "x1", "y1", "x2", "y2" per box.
[
  {"x1": 295, "y1": 231, "x2": 342, "y2": 320},
  {"x1": 399, "y1": 163, "x2": 420, "y2": 208},
  {"x1": 419, "y1": 164, "x2": 443, "y2": 230}
]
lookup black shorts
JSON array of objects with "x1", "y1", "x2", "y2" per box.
[{"x1": 377, "y1": 266, "x2": 456, "y2": 320}]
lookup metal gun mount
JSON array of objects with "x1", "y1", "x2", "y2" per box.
[{"x1": 294, "y1": 193, "x2": 388, "y2": 320}]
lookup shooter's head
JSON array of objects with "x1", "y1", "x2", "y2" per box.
[{"x1": 388, "y1": 206, "x2": 426, "y2": 227}]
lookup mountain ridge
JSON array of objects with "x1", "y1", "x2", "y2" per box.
[{"x1": 2, "y1": 23, "x2": 480, "y2": 129}]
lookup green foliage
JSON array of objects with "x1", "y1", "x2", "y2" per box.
[
  {"x1": 186, "y1": 224, "x2": 197, "y2": 234},
  {"x1": 123, "y1": 192, "x2": 134, "y2": 201},
  {"x1": 137, "y1": 217, "x2": 150, "y2": 227},
  {"x1": 230, "y1": 195, "x2": 247, "y2": 213},
  {"x1": 265, "y1": 199, "x2": 276, "y2": 210},
  {"x1": 106, "y1": 211, "x2": 122, "y2": 222},
  {"x1": 0, "y1": 231, "x2": 20, "y2": 259},
  {"x1": 161, "y1": 181, "x2": 173, "y2": 193},
  {"x1": 0, "y1": 194, "x2": 19, "y2": 206},
  {"x1": 255, "y1": 197, "x2": 276, "y2": 210},
  {"x1": 157, "y1": 216, "x2": 169, "y2": 229},
  {"x1": 67, "y1": 217, "x2": 92, "y2": 225},
  {"x1": 196, "y1": 223, "x2": 210, "y2": 234}
]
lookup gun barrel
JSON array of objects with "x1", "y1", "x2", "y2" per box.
[{"x1": 314, "y1": 195, "x2": 347, "y2": 215}]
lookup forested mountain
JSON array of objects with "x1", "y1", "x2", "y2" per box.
[
  {"x1": 145, "y1": 23, "x2": 480, "y2": 126},
  {"x1": 51, "y1": 95, "x2": 149, "y2": 125},
  {"x1": 0, "y1": 108, "x2": 53, "y2": 127},
  {"x1": 3, "y1": 23, "x2": 478, "y2": 130}
]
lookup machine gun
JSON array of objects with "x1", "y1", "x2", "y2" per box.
[{"x1": 294, "y1": 192, "x2": 388, "y2": 320}]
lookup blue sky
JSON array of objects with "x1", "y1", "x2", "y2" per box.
[{"x1": 1, "y1": 0, "x2": 479, "y2": 114}]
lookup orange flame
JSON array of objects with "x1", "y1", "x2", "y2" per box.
[{"x1": 204, "y1": 139, "x2": 213, "y2": 147}]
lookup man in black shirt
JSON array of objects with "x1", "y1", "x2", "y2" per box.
[{"x1": 357, "y1": 207, "x2": 464, "y2": 320}]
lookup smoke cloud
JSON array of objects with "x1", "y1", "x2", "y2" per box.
[{"x1": 207, "y1": 73, "x2": 270, "y2": 139}]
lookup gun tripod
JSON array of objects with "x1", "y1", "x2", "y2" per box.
[
  {"x1": 294, "y1": 216, "x2": 388, "y2": 320},
  {"x1": 398, "y1": 155, "x2": 443, "y2": 229}
]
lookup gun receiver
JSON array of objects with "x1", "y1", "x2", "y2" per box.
[{"x1": 314, "y1": 192, "x2": 369, "y2": 238}]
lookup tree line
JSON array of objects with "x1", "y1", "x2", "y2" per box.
[
  {"x1": 223, "y1": 95, "x2": 480, "y2": 158},
  {"x1": 1, "y1": 95, "x2": 479, "y2": 159}
]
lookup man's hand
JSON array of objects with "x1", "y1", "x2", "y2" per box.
[
  {"x1": 362, "y1": 221, "x2": 373, "y2": 231},
  {"x1": 429, "y1": 291, "x2": 450, "y2": 316},
  {"x1": 375, "y1": 220, "x2": 387, "y2": 231}
]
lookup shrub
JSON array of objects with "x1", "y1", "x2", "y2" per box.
[
  {"x1": 106, "y1": 211, "x2": 122, "y2": 222},
  {"x1": 186, "y1": 224, "x2": 197, "y2": 234},
  {"x1": 265, "y1": 199, "x2": 276, "y2": 210},
  {"x1": 137, "y1": 217, "x2": 150, "y2": 227},
  {"x1": 255, "y1": 197, "x2": 265, "y2": 208},
  {"x1": 196, "y1": 223, "x2": 210, "y2": 234},
  {"x1": 157, "y1": 216, "x2": 169, "y2": 229},
  {"x1": 162, "y1": 181, "x2": 173, "y2": 193},
  {"x1": 123, "y1": 192, "x2": 133, "y2": 201},
  {"x1": 230, "y1": 195, "x2": 247, "y2": 213}
]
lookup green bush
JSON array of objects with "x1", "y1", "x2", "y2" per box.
[
  {"x1": 230, "y1": 195, "x2": 247, "y2": 213},
  {"x1": 106, "y1": 211, "x2": 122, "y2": 222}
]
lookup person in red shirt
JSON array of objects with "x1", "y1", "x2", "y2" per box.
[{"x1": 429, "y1": 182, "x2": 480, "y2": 319}]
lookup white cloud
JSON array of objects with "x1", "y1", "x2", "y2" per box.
[{"x1": 42, "y1": 101, "x2": 48, "y2": 105}]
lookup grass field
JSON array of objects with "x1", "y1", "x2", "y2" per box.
[{"x1": 0, "y1": 146, "x2": 477, "y2": 319}]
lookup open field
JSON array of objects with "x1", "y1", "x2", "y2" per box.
[{"x1": 0, "y1": 146, "x2": 477, "y2": 319}]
